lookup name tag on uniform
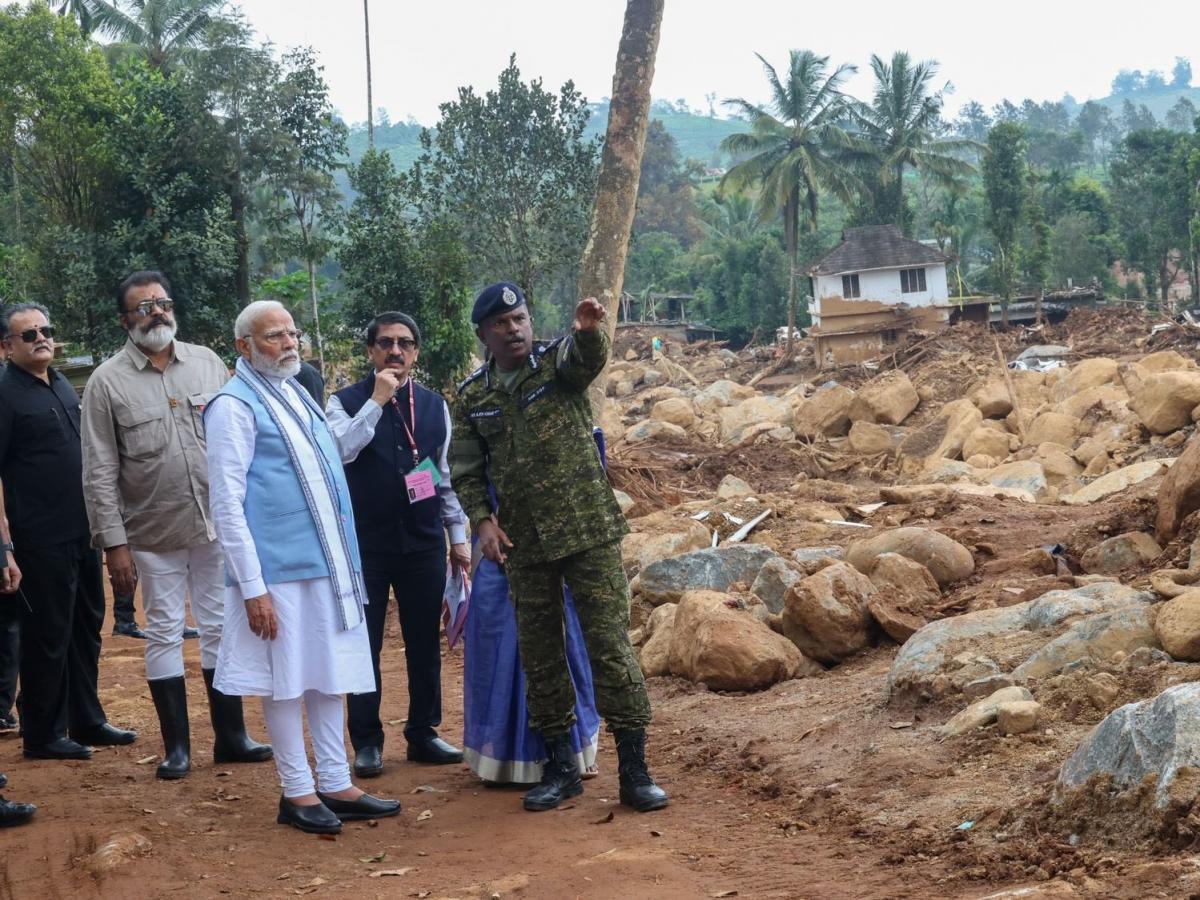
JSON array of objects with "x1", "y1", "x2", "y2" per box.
[{"x1": 405, "y1": 457, "x2": 441, "y2": 503}]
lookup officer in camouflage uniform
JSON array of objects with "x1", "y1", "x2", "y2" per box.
[{"x1": 449, "y1": 282, "x2": 668, "y2": 813}]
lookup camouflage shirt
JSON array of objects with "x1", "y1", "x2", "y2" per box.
[{"x1": 449, "y1": 327, "x2": 628, "y2": 567}]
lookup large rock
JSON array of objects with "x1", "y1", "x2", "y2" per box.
[
  {"x1": 750, "y1": 557, "x2": 802, "y2": 615},
  {"x1": 942, "y1": 685, "x2": 1035, "y2": 735},
  {"x1": 716, "y1": 475, "x2": 755, "y2": 500},
  {"x1": 1129, "y1": 371, "x2": 1200, "y2": 434},
  {"x1": 1026, "y1": 411, "x2": 1080, "y2": 449},
  {"x1": 1058, "y1": 384, "x2": 1130, "y2": 422},
  {"x1": 624, "y1": 420, "x2": 687, "y2": 444},
  {"x1": 668, "y1": 591, "x2": 817, "y2": 691},
  {"x1": 693, "y1": 380, "x2": 755, "y2": 416},
  {"x1": 622, "y1": 513, "x2": 711, "y2": 572},
  {"x1": 1059, "y1": 358, "x2": 1119, "y2": 399},
  {"x1": 1057, "y1": 683, "x2": 1200, "y2": 809},
  {"x1": 1011, "y1": 604, "x2": 1159, "y2": 680},
  {"x1": 639, "y1": 603, "x2": 677, "y2": 676},
  {"x1": 848, "y1": 371, "x2": 919, "y2": 426},
  {"x1": 1062, "y1": 459, "x2": 1174, "y2": 505},
  {"x1": 970, "y1": 377, "x2": 1015, "y2": 418},
  {"x1": 1037, "y1": 443, "x2": 1084, "y2": 489},
  {"x1": 887, "y1": 582, "x2": 1152, "y2": 700},
  {"x1": 865, "y1": 553, "x2": 938, "y2": 643},
  {"x1": 848, "y1": 421, "x2": 906, "y2": 456},
  {"x1": 719, "y1": 395, "x2": 792, "y2": 444},
  {"x1": 1155, "y1": 590, "x2": 1200, "y2": 661},
  {"x1": 638, "y1": 545, "x2": 778, "y2": 604},
  {"x1": 1080, "y1": 532, "x2": 1162, "y2": 574},
  {"x1": 649, "y1": 397, "x2": 696, "y2": 430},
  {"x1": 982, "y1": 460, "x2": 1049, "y2": 499},
  {"x1": 845, "y1": 527, "x2": 974, "y2": 587},
  {"x1": 780, "y1": 562, "x2": 877, "y2": 664},
  {"x1": 1140, "y1": 350, "x2": 1194, "y2": 373},
  {"x1": 963, "y1": 426, "x2": 1015, "y2": 462},
  {"x1": 1155, "y1": 435, "x2": 1200, "y2": 542},
  {"x1": 793, "y1": 385, "x2": 855, "y2": 439},
  {"x1": 896, "y1": 399, "x2": 982, "y2": 476}
]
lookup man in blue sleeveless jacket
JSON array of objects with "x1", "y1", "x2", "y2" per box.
[{"x1": 328, "y1": 312, "x2": 470, "y2": 777}]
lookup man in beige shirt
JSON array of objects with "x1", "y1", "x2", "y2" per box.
[{"x1": 81, "y1": 271, "x2": 272, "y2": 780}]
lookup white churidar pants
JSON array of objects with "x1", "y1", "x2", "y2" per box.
[
  {"x1": 133, "y1": 540, "x2": 225, "y2": 680},
  {"x1": 262, "y1": 690, "x2": 353, "y2": 798}
]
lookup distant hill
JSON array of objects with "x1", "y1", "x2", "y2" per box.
[{"x1": 1081, "y1": 84, "x2": 1200, "y2": 123}]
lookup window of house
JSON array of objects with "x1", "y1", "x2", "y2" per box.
[
  {"x1": 841, "y1": 273, "x2": 861, "y2": 299},
  {"x1": 900, "y1": 268, "x2": 927, "y2": 293}
]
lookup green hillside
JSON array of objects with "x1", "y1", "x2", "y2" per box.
[{"x1": 1085, "y1": 85, "x2": 1200, "y2": 122}]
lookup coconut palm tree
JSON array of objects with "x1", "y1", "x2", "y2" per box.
[
  {"x1": 86, "y1": 0, "x2": 224, "y2": 71},
  {"x1": 852, "y1": 51, "x2": 978, "y2": 230},
  {"x1": 49, "y1": 0, "x2": 95, "y2": 35},
  {"x1": 719, "y1": 50, "x2": 861, "y2": 352}
]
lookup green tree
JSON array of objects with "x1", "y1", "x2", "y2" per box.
[
  {"x1": 719, "y1": 49, "x2": 859, "y2": 352},
  {"x1": 1166, "y1": 97, "x2": 1198, "y2": 133},
  {"x1": 983, "y1": 123, "x2": 1027, "y2": 325},
  {"x1": 633, "y1": 119, "x2": 701, "y2": 245},
  {"x1": 87, "y1": 0, "x2": 225, "y2": 71},
  {"x1": 48, "y1": 0, "x2": 95, "y2": 35},
  {"x1": 408, "y1": 53, "x2": 600, "y2": 319},
  {"x1": 851, "y1": 52, "x2": 977, "y2": 231},
  {"x1": 1172, "y1": 57, "x2": 1193, "y2": 89}
]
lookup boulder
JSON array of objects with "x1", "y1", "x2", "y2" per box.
[
  {"x1": 639, "y1": 604, "x2": 677, "y2": 676},
  {"x1": 1056, "y1": 682, "x2": 1200, "y2": 809},
  {"x1": 1059, "y1": 384, "x2": 1130, "y2": 422},
  {"x1": 638, "y1": 545, "x2": 779, "y2": 604},
  {"x1": 642, "y1": 369, "x2": 666, "y2": 387},
  {"x1": 848, "y1": 421, "x2": 905, "y2": 456},
  {"x1": 1154, "y1": 590, "x2": 1200, "y2": 661},
  {"x1": 896, "y1": 399, "x2": 983, "y2": 476},
  {"x1": 963, "y1": 426, "x2": 1016, "y2": 462},
  {"x1": 1072, "y1": 438, "x2": 1108, "y2": 467},
  {"x1": 1060, "y1": 358, "x2": 1118, "y2": 399},
  {"x1": 750, "y1": 557, "x2": 802, "y2": 615},
  {"x1": 668, "y1": 590, "x2": 818, "y2": 691},
  {"x1": 1129, "y1": 371, "x2": 1200, "y2": 434},
  {"x1": 719, "y1": 395, "x2": 792, "y2": 444},
  {"x1": 1155, "y1": 435, "x2": 1200, "y2": 543},
  {"x1": 793, "y1": 385, "x2": 855, "y2": 439},
  {"x1": 1026, "y1": 411, "x2": 1080, "y2": 449},
  {"x1": 693, "y1": 379, "x2": 755, "y2": 416},
  {"x1": 845, "y1": 527, "x2": 974, "y2": 587},
  {"x1": 649, "y1": 397, "x2": 696, "y2": 430},
  {"x1": 1037, "y1": 443, "x2": 1084, "y2": 489},
  {"x1": 941, "y1": 685, "x2": 1035, "y2": 735},
  {"x1": 1011, "y1": 605, "x2": 1159, "y2": 680},
  {"x1": 970, "y1": 377, "x2": 1015, "y2": 418},
  {"x1": 1140, "y1": 350, "x2": 1194, "y2": 373},
  {"x1": 997, "y1": 700, "x2": 1041, "y2": 735},
  {"x1": 621, "y1": 514, "x2": 711, "y2": 572},
  {"x1": 614, "y1": 489, "x2": 635, "y2": 514},
  {"x1": 982, "y1": 460, "x2": 1049, "y2": 499},
  {"x1": 848, "y1": 371, "x2": 919, "y2": 425},
  {"x1": 1080, "y1": 532, "x2": 1162, "y2": 574},
  {"x1": 780, "y1": 562, "x2": 877, "y2": 664},
  {"x1": 624, "y1": 420, "x2": 687, "y2": 444},
  {"x1": 716, "y1": 475, "x2": 755, "y2": 500},
  {"x1": 865, "y1": 553, "x2": 939, "y2": 643},
  {"x1": 1062, "y1": 459, "x2": 1174, "y2": 505},
  {"x1": 965, "y1": 454, "x2": 997, "y2": 469}
]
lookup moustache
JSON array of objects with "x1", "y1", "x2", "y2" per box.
[{"x1": 385, "y1": 356, "x2": 406, "y2": 365}]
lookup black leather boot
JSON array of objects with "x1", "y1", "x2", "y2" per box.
[
  {"x1": 523, "y1": 734, "x2": 583, "y2": 811},
  {"x1": 148, "y1": 676, "x2": 190, "y2": 780},
  {"x1": 615, "y1": 729, "x2": 669, "y2": 812},
  {"x1": 202, "y1": 669, "x2": 273, "y2": 764}
]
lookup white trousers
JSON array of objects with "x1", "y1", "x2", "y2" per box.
[
  {"x1": 132, "y1": 541, "x2": 225, "y2": 680},
  {"x1": 262, "y1": 690, "x2": 352, "y2": 798}
]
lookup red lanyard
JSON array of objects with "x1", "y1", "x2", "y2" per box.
[{"x1": 390, "y1": 382, "x2": 418, "y2": 455}]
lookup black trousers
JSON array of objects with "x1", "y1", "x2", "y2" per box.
[
  {"x1": 13, "y1": 537, "x2": 106, "y2": 748},
  {"x1": 347, "y1": 543, "x2": 446, "y2": 751},
  {"x1": 0, "y1": 596, "x2": 18, "y2": 718}
]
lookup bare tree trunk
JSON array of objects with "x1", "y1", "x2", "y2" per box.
[
  {"x1": 578, "y1": 0, "x2": 664, "y2": 418},
  {"x1": 307, "y1": 258, "x2": 325, "y2": 372},
  {"x1": 363, "y1": 0, "x2": 374, "y2": 150},
  {"x1": 784, "y1": 193, "x2": 798, "y2": 356},
  {"x1": 231, "y1": 166, "x2": 251, "y2": 304}
]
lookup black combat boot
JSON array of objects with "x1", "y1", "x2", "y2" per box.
[
  {"x1": 202, "y1": 669, "x2": 273, "y2": 764},
  {"x1": 523, "y1": 734, "x2": 583, "y2": 811},
  {"x1": 615, "y1": 729, "x2": 669, "y2": 812},
  {"x1": 148, "y1": 676, "x2": 190, "y2": 780}
]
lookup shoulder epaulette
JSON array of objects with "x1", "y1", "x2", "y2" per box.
[
  {"x1": 456, "y1": 365, "x2": 487, "y2": 395},
  {"x1": 535, "y1": 336, "x2": 566, "y2": 357}
]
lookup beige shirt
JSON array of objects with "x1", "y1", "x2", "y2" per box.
[{"x1": 81, "y1": 339, "x2": 230, "y2": 552}]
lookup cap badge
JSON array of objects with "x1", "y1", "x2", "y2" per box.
[{"x1": 502, "y1": 287, "x2": 518, "y2": 306}]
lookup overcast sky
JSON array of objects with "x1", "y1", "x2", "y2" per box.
[{"x1": 233, "y1": 1, "x2": 1197, "y2": 126}]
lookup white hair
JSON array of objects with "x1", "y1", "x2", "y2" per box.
[{"x1": 235, "y1": 299, "x2": 289, "y2": 340}]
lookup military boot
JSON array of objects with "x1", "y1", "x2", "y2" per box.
[
  {"x1": 615, "y1": 729, "x2": 669, "y2": 812},
  {"x1": 202, "y1": 669, "x2": 273, "y2": 764},
  {"x1": 523, "y1": 734, "x2": 583, "y2": 811},
  {"x1": 148, "y1": 676, "x2": 190, "y2": 780}
]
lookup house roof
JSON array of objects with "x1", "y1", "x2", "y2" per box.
[{"x1": 809, "y1": 225, "x2": 948, "y2": 276}]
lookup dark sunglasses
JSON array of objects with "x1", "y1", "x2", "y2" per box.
[
  {"x1": 125, "y1": 297, "x2": 174, "y2": 317},
  {"x1": 14, "y1": 326, "x2": 54, "y2": 343},
  {"x1": 374, "y1": 336, "x2": 417, "y2": 352}
]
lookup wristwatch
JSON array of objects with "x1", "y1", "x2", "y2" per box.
[{"x1": 1, "y1": 542, "x2": 12, "y2": 553}]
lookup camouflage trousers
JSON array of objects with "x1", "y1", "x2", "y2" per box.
[{"x1": 506, "y1": 540, "x2": 652, "y2": 736}]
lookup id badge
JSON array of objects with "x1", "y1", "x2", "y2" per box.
[{"x1": 404, "y1": 457, "x2": 441, "y2": 503}]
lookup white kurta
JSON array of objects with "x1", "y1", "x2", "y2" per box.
[{"x1": 207, "y1": 374, "x2": 374, "y2": 701}]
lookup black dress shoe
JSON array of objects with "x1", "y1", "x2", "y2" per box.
[
  {"x1": 23, "y1": 737, "x2": 92, "y2": 760},
  {"x1": 406, "y1": 736, "x2": 464, "y2": 765},
  {"x1": 354, "y1": 745, "x2": 384, "y2": 778},
  {"x1": 112, "y1": 621, "x2": 147, "y2": 639},
  {"x1": 0, "y1": 713, "x2": 18, "y2": 732},
  {"x1": 183, "y1": 626, "x2": 200, "y2": 640},
  {"x1": 0, "y1": 795, "x2": 36, "y2": 828},
  {"x1": 276, "y1": 796, "x2": 341, "y2": 834},
  {"x1": 0, "y1": 773, "x2": 7, "y2": 789},
  {"x1": 316, "y1": 791, "x2": 400, "y2": 821},
  {"x1": 72, "y1": 722, "x2": 138, "y2": 746}
]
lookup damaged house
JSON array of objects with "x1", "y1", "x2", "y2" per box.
[{"x1": 807, "y1": 225, "x2": 952, "y2": 366}]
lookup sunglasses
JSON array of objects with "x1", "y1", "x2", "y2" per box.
[
  {"x1": 13, "y1": 326, "x2": 54, "y2": 343},
  {"x1": 125, "y1": 297, "x2": 174, "y2": 317},
  {"x1": 374, "y1": 337, "x2": 417, "y2": 352}
]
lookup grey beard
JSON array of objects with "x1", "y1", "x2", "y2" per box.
[
  {"x1": 250, "y1": 346, "x2": 301, "y2": 379},
  {"x1": 134, "y1": 321, "x2": 175, "y2": 353}
]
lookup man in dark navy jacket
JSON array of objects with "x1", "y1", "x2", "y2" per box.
[{"x1": 328, "y1": 312, "x2": 470, "y2": 776}]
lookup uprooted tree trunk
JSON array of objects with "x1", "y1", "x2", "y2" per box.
[{"x1": 579, "y1": 0, "x2": 665, "y2": 420}]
